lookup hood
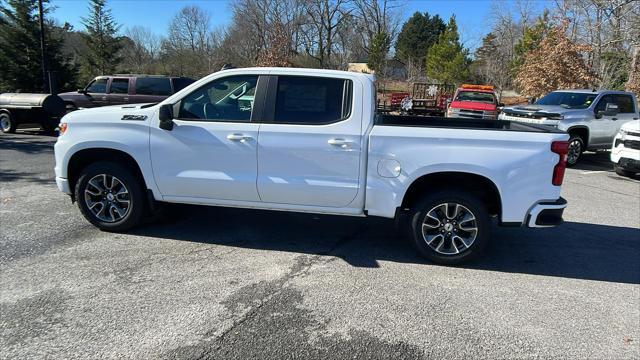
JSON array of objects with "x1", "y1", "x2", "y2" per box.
[
  {"x1": 621, "y1": 120, "x2": 640, "y2": 132},
  {"x1": 502, "y1": 104, "x2": 584, "y2": 118},
  {"x1": 63, "y1": 103, "x2": 157, "y2": 124},
  {"x1": 449, "y1": 100, "x2": 496, "y2": 111}
]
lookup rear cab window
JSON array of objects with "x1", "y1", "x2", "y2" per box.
[
  {"x1": 273, "y1": 76, "x2": 353, "y2": 124},
  {"x1": 135, "y1": 78, "x2": 172, "y2": 96}
]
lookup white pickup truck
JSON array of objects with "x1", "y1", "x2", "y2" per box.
[{"x1": 54, "y1": 68, "x2": 569, "y2": 264}]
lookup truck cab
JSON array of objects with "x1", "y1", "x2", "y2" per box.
[{"x1": 446, "y1": 84, "x2": 500, "y2": 120}]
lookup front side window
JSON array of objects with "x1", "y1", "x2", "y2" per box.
[
  {"x1": 178, "y1": 75, "x2": 258, "y2": 122},
  {"x1": 594, "y1": 94, "x2": 616, "y2": 113},
  {"x1": 86, "y1": 78, "x2": 108, "y2": 93},
  {"x1": 110, "y1": 78, "x2": 129, "y2": 94},
  {"x1": 136, "y1": 78, "x2": 172, "y2": 96},
  {"x1": 274, "y1": 76, "x2": 352, "y2": 124},
  {"x1": 535, "y1": 92, "x2": 596, "y2": 109}
]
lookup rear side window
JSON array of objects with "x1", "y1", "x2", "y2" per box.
[
  {"x1": 616, "y1": 95, "x2": 635, "y2": 113},
  {"x1": 172, "y1": 78, "x2": 195, "y2": 92},
  {"x1": 135, "y1": 78, "x2": 172, "y2": 96},
  {"x1": 110, "y1": 78, "x2": 129, "y2": 94},
  {"x1": 273, "y1": 76, "x2": 352, "y2": 124}
]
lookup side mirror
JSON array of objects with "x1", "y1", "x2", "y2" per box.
[
  {"x1": 158, "y1": 104, "x2": 174, "y2": 131},
  {"x1": 77, "y1": 88, "x2": 87, "y2": 94},
  {"x1": 596, "y1": 103, "x2": 619, "y2": 118}
]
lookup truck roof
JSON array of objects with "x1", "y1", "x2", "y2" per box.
[
  {"x1": 217, "y1": 67, "x2": 376, "y2": 82},
  {"x1": 553, "y1": 89, "x2": 634, "y2": 95}
]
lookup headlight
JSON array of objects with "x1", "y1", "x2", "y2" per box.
[{"x1": 619, "y1": 129, "x2": 628, "y2": 136}]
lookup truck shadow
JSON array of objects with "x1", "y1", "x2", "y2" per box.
[
  {"x1": 132, "y1": 205, "x2": 640, "y2": 285},
  {"x1": 571, "y1": 151, "x2": 614, "y2": 172}
]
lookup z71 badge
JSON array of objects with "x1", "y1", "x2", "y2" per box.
[{"x1": 121, "y1": 115, "x2": 148, "y2": 121}]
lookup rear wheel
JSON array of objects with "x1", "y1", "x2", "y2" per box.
[
  {"x1": 0, "y1": 112, "x2": 16, "y2": 133},
  {"x1": 75, "y1": 161, "x2": 145, "y2": 231},
  {"x1": 409, "y1": 190, "x2": 490, "y2": 265},
  {"x1": 566, "y1": 135, "x2": 584, "y2": 167}
]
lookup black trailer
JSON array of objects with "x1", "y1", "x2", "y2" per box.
[{"x1": 0, "y1": 93, "x2": 65, "y2": 134}]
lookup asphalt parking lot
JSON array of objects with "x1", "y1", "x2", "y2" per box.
[{"x1": 1, "y1": 130, "x2": 639, "y2": 359}]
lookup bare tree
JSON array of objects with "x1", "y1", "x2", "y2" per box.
[
  {"x1": 300, "y1": 0, "x2": 351, "y2": 68},
  {"x1": 122, "y1": 26, "x2": 160, "y2": 73}
]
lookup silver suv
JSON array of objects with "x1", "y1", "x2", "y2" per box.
[{"x1": 499, "y1": 90, "x2": 639, "y2": 165}]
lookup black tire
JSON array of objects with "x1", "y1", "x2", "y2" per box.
[
  {"x1": 408, "y1": 190, "x2": 490, "y2": 265},
  {"x1": 566, "y1": 135, "x2": 584, "y2": 167},
  {"x1": 614, "y1": 164, "x2": 634, "y2": 178},
  {"x1": 0, "y1": 112, "x2": 17, "y2": 133},
  {"x1": 75, "y1": 161, "x2": 146, "y2": 232},
  {"x1": 41, "y1": 122, "x2": 58, "y2": 134}
]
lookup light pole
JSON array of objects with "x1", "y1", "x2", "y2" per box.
[{"x1": 37, "y1": 0, "x2": 49, "y2": 93}]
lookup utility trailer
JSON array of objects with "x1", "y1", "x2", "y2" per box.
[
  {"x1": 394, "y1": 83, "x2": 454, "y2": 116},
  {"x1": 0, "y1": 93, "x2": 65, "y2": 134}
]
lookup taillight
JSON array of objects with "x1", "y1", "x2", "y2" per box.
[
  {"x1": 58, "y1": 122, "x2": 68, "y2": 135},
  {"x1": 551, "y1": 141, "x2": 569, "y2": 186}
]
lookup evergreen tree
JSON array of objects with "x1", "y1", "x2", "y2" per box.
[
  {"x1": 424, "y1": 16, "x2": 470, "y2": 84},
  {"x1": 395, "y1": 12, "x2": 446, "y2": 67},
  {"x1": 81, "y1": 0, "x2": 121, "y2": 79},
  {"x1": 367, "y1": 32, "x2": 390, "y2": 75},
  {"x1": 0, "y1": 0, "x2": 77, "y2": 93}
]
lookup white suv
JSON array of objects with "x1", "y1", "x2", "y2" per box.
[{"x1": 611, "y1": 120, "x2": 640, "y2": 177}]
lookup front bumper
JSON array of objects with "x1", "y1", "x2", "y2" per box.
[
  {"x1": 526, "y1": 197, "x2": 567, "y2": 228},
  {"x1": 617, "y1": 158, "x2": 640, "y2": 172},
  {"x1": 56, "y1": 177, "x2": 72, "y2": 194}
]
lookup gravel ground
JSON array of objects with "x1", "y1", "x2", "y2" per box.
[{"x1": 1, "y1": 131, "x2": 639, "y2": 359}]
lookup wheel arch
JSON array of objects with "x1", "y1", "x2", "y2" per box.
[
  {"x1": 400, "y1": 171, "x2": 502, "y2": 220},
  {"x1": 67, "y1": 148, "x2": 147, "y2": 199},
  {"x1": 567, "y1": 126, "x2": 589, "y2": 149}
]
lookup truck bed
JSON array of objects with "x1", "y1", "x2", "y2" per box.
[{"x1": 375, "y1": 114, "x2": 565, "y2": 133}]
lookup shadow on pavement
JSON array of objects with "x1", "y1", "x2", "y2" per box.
[
  {"x1": 132, "y1": 205, "x2": 640, "y2": 285},
  {"x1": 570, "y1": 151, "x2": 614, "y2": 172}
]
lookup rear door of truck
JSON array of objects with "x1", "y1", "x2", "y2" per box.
[{"x1": 255, "y1": 74, "x2": 362, "y2": 207}]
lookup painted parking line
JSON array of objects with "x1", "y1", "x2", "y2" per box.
[{"x1": 581, "y1": 170, "x2": 607, "y2": 174}]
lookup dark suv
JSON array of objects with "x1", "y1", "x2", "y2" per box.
[{"x1": 58, "y1": 75, "x2": 195, "y2": 111}]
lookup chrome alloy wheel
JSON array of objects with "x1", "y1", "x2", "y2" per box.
[
  {"x1": 0, "y1": 116, "x2": 11, "y2": 131},
  {"x1": 83, "y1": 174, "x2": 131, "y2": 223},
  {"x1": 567, "y1": 139, "x2": 582, "y2": 165},
  {"x1": 421, "y1": 203, "x2": 478, "y2": 255}
]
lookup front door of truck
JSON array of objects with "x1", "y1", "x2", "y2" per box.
[
  {"x1": 256, "y1": 75, "x2": 362, "y2": 208},
  {"x1": 150, "y1": 74, "x2": 264, "y2": 202}
]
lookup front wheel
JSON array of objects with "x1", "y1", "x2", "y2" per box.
[
  {"x1": 75, "y1": 161, "x2": 145, "y2": 232},
  {"x1": 0, "y1": 112, "x2": 16, "y2": 133},
  {"x1": 566, "y1": 135, "x2": 584, "y2": 167},
  {"x1": 409, "y1": 190, "x2": 490, "y2": 265},
  {"x1": 614, "y1": 164, "x2": 634, "y2": 178}
]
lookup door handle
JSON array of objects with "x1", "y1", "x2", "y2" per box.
[
  {"x1": 227, "y1": 133, "x2": 252, "y2": 141},
  {"x1": 124, "y1": 97, "x2": 129, "y2": 101},
  {"x1": 101, "y1": 96, "x2": 107, "y2": 101},
  {"x1": 328, "y1": 138, "x2": 353, "y2": 148},
  {"x1": 612, "y1": 118, "x2": 618, "y2": 121}
]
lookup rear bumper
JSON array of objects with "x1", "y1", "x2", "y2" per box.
[{"x1": 526, "y1": 197, "x2": 567, "y2": 228}]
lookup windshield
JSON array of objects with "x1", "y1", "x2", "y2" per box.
[
  {"x1": 455, "y1": 91, "x2": 495, "y2": 103},
  {"x1": 535, "y1": 92, "x2": 597, "y2": 109}
]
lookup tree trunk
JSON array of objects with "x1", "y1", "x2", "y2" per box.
[{"x1": 626, "y1": 45, "x2": 640, "y2": 96}]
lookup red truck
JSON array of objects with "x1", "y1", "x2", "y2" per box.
[{"x1": 446, "y1": 84, "x2": 502, "y2": 120}]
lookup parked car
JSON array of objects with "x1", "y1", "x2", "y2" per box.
[
  {"x1": 499, "y1": 89, "x2": 639, "y2": 166},
  {"x1": 58, "y1": 75, "x2": 195, "y2": 111},
  {"x1": 611, "y1": 119, "x2": 640, "y2": 177},
  {"x1": 446, "y1": 84, "x2": 502, "y2": 120},
  {"x1": 54, "y1": 68, "x2": 569, "y2": 265},
  {"x1": 0, "y1": 93, "x2": 65, "y2": 133}
]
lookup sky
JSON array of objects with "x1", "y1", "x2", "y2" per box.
[{"x1": 50, "y1": 0, "x2": 553, "y2": 52}]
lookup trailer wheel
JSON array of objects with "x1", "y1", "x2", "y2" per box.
[{"x1": 0, "y1": 112, "x2": 16, "y2": 133}]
